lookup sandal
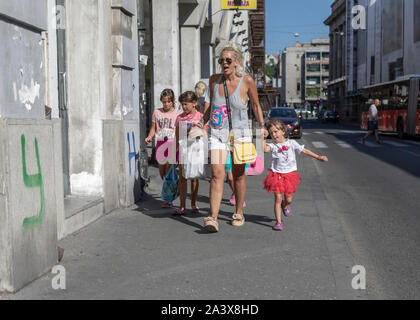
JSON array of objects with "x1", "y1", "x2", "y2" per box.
[
  {"x1": 203, "y1": 217, "x2": 219, "y2": 232},
  {"x1": 273, "y1": 222, "x2": 284, "y2": 231},
  {"x1": 282, "y1": 205, "x2": 291, "y2": 217},
  {"x1": 172, "y1": 208, "x2": 185, "y2": 215},
  {"x1": 191, "y1": 205, "x2": 200, "y2": 214},
  {"x1": 229, "y1": 196, "x2": 246, "y2": 207},
  {"x1": 231, "y1": 213, "x2": 245, "y2": 227},
  {"x1": 161, "y1": 201, "x2": 173, "y2": 208}
]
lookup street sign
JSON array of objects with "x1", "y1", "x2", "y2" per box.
[{"x1": 221, "y1": 0, "x2": 257, "y2": 10}]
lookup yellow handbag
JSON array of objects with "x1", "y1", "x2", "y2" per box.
[
  {"x1": 230, "y1": 135, "x2": 257, "y2": 164},
  {"x1": 223, "y1": 76, "x2": 257, "y2": 164}
]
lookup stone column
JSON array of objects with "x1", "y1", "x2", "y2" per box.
[
  {"x1": 180, "y1": 26, "x2": 201, "y2": 92},
  {"x1": 152, "y1": 0, "x2": 180, "y2": 108}
]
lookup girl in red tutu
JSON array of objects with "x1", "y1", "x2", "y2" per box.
[{"x1": 263, "y1": 119, "x2": 328, "y2": 231}]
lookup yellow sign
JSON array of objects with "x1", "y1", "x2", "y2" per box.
[{"x1": 221, "y1": 0, "x2": 257, "y2": 10}]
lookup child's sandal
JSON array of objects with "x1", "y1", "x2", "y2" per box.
[
  {"x1": 172, "y1": 208, "x2": 185, "y2": 215},
  {"x1": 282, "y1": 205, "x2": 291, "y2": 217}
]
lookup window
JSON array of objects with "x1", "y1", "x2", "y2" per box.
[
  {"x1": 306, "y1": 52, "x2": 320, "y2": 61},
  {"x1": 370, "y1": 56, "x2": 375, "y2": 75},
  {"x1": 307, "y1": 77, "x2": 320, "y2": 85},
  {"x1": 418, "y1": 82, "x2": 420, "y2": 109},
  {"x1": 415, "y1": 0, "x2": 420, "y2": 42},
  {"x1": 307, "y1": 64, "x2": 320, "y2": 72},
  {"x1": 322, "y1": 52, "x2": 329, "y2": 59}
]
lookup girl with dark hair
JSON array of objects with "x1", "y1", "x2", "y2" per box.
[
  {"x1": 173, "y1": 91, "x2": 206, "y2": 215},
  {"x1": 145, "y1": 88, "x2": 179, "y2": 208}
]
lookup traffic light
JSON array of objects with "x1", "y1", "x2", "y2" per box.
[{"x1": 297, "y1": 82, "x2": 301, "y2": 91}]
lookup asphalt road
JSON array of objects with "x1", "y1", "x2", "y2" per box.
[
  {"x1": 298, "y1": 119, "x2": 420, "y2": 299},
  {"x1": 3, "y1": 119, "x2": 419, "y2": 300}
]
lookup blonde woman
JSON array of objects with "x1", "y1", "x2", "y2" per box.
[{"x1": 200, "y1": 45, "x2": 267, "y2": 232}]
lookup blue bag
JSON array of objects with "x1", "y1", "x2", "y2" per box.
[{"x1": 161, "y1": 165, "x2": 179, "y2": 202}]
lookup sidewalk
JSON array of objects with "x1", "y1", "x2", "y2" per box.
[{"x1": 2, "y1": 154, "x2": 367, "y2": 300}]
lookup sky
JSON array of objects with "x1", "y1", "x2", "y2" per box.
[{"x1": 265, "y1": 0, "x2": 333, "y2": 55}]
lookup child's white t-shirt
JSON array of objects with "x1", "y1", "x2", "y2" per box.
[{"x1": 268, "y1": 139, "x2": 305, "y2": 173}]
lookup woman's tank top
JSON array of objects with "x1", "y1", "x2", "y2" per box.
[{"x1": 210, "y1": 76, "x2": 249, "y2": 133}]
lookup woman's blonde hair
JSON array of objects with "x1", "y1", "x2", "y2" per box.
[
  {"x1": 194, "y1": 81, "x2": 207, "y2": 98},
  {"x1": 220, "y1": 44, "x2": 245, "y2": 77}
]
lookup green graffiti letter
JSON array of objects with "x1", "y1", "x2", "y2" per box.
[{"x1": 21, "y1": 134, "x2": 45, "y2": 229}]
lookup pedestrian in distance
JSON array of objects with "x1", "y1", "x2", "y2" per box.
[
  {"x1": 145, "y1": 88, "x2": 179, "y2": 208},
  {"x1": 173, "y1": 91, "x2": 206, "y2": 215},
  {"x1": 199, "y1": 44, "x2": 267, "y2": 233},
  {"x1": 263, "y1": 119, "x2": 328, "y2": 231},
  {"x1": 362, "y1": 99, "x2": 381, "y2": 144}
]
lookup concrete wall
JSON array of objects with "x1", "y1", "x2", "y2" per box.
[
  {"x1": 0, "y1": 0, "x2": 61, "y2": 293},
  {"x1": 123, "y1": 121, "x2": 141, "y2": 205},
  {"x1": 65, "y1": 0, "x2": 139, "y2": 203},
  {"x1": 152, "y1": 0, "x2": 180, "y2": 110},
  {"x1": 0, "y1": 119, "x2": 59, "y2": 292},
  {"x1": 0, "y1": 19, "x2": 45, "y2": 119},
  {"x1": 66, "y1": 0, "x2": 104, "y2": 196}
]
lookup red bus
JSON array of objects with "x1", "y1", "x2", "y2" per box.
[{"x1": 361, "y1": 75, "x2": 420, "y2": 138}]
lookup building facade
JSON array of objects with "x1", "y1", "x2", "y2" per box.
[
  {"x1": 281, "y1": 39, "x2": 329, "y2": 110},
  {"x1": 324, "y1": 0, "x2": 346, "y2": 115},
  {"x1": 325, "y1": 0, "x2": 420, "y2": 122},
  {"x1": 281, "y1": 42, "x2": 306, "y2": 107},
  {"x1": 302, "y1": 39, "x2": 330, "y2": 109},
  {"x1": 0, "y1": 0, "x2": 145, "y2": 292}
]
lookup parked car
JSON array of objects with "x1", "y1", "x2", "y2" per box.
[
  {"x1": 267, "y1": 107, "x2": 302, "y2": 139},
  {"x1": 322, "y1": 110, "x2": 340, "y2": 123}
]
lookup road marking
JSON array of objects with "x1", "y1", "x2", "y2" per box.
[
  {"x1": 303, "y1": 132, "x2": 311, "y2": 135},
  {"x1": 381, "y1": 140, "x2": 409, "y2": 147},
  {"x1": 314, "y1": 131, "x2": 326, "y2": 135},
  {"x1": 339, "y1": 130, "x2": 365, "y2": 134},
  {"x1": 357, "y1": 141, "x2": 380, "y2": 148},
  {"x1": 336, "y1": 141, "x2": 352, "y2": 148},
  {"x1": 399, "y1": 149, "x2": 420, "y2": 158},
  {"x1": 312, "y1": 141, "x2": 328, "y2": 148}
]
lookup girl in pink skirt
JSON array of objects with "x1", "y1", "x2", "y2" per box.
[{"x1": 263, "y1": 119, "x2": 328, "y2": 231}]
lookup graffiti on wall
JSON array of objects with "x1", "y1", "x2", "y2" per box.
[
  {"x1": 127, "y1": 131, "x2": 137, "y2": 176},
  {"x1": 21, "y1": 134, "x2": 45, "y2": 229}
]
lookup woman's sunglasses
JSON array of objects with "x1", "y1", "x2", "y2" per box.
[{"x1": 218, "y1": 58, "x2": 232, "y2": 65}]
